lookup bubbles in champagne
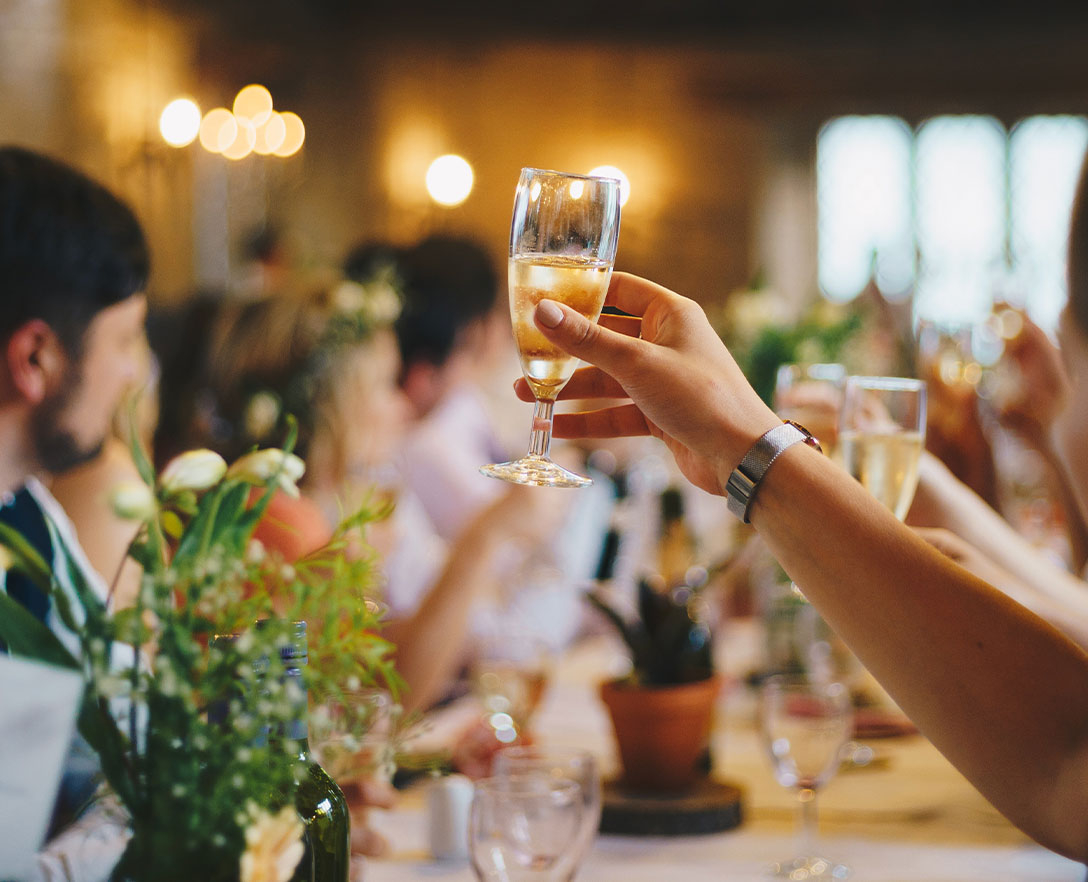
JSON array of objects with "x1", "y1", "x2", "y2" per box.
[{"x1": 509, "y1": 254, "x2": 612, "y2": 399}]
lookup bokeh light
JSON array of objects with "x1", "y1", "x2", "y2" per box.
[
  {"x1": 426, "y1": 154, "x2": 474, "y2": 206},
  {"x1": 233, "y1": 84, "x2": 273, "y2": 127},
  {"x1": 588, "y1": 165, "x2": 630, "y2": 206},
  {"x1": 569, "y1": 180, "x2": 585, "y2": 200},
  {"x1": 253, "y1": 112, "x2": 287, "y2": 155},
  {"x1": 159, "y1": 98, "x2": 201, "y2": 147},
  {"x1": 273, "y1": 112, "x2": 306, "y2": 158},
  {"x1": 222, "y1": 118, "x2": 257, "y2": 161},
  {"x1": 198, "y1": 108, "x2": 237, "y2": 154}
]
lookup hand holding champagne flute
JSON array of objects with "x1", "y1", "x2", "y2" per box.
[{"x1": 481, "y1": 168, "x2": 622, "y2": 488}]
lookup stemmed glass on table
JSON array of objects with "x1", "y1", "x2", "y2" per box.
[
  {"x1": 759, "y1": 675, "x2": 853, "y2": 880},
  {"x1": 480, "y1": 168, "x2": 622, "y2": 488},
  {"x1": 493, "y1": 747, "x2": 601, "y2": 881},
  {"x1": 469, "y1": 774, "x2": 584, "y2": 882}
]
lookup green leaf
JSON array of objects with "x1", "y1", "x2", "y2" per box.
[
  {"x1": 0, "y1": 522, "x2": 53, "y2": 590},
  {"x1": 43, "y1": 518, "x2": 106, "y2": 620},
  {"x1": 0, "y1": 590, "x2": 80, "y2": 670},
  {"x1": 129, "y1": 414, "x2": 156, "y2": 488}
]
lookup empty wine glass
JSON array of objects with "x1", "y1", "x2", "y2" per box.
[
  {"x1": 759, "y1": 675, "x2": 853, "y2": 880},
  {"x1": 837, "y1": 376, "x2": 927, "y2": 520},
  {"x1": 470, "y1": 631, "x2": 551, "y2": 744},
  {"x1": 480, "y1": 168, "x2": 622, "y2": 488},
  {"x1": 310, "y1": 688, "x2": 397, "y2": 784},
  {"x1": 470, "y1": 774, "x2": 584, "y2": 882},
  {"x1": 493, "y1": 747, "x2": 600, "y2": 881}
]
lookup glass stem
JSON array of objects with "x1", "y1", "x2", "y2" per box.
[
  {"x1": 527, "y1": 398, "x2": 555, "y2": 459},
  {"x1": 797, "y1": 787, "x2": 818, "y2": 858}
]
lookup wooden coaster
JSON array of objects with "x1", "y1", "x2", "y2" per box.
[{"x1": 599, "y1": 777, "x2": 744, "y2": 836}]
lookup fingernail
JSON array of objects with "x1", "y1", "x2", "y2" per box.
[{"x1": 536, "y1": 299, "x2": 563, "y2": 328}]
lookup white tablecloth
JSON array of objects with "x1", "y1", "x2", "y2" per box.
[{"x1": 368, "y1": 624, "x2": 1085, "y2": 882}]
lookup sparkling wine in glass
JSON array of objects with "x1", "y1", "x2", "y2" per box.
[
  {"x1": 759, "y1": 675, "x2": 853, "y2": 880},
  {"x1": 481, "y1": 168, "x2": 621, "y2": 488},
  {"x1": 836, "y1": 376, "x2": 927, "y2": 520},
  {"x1": 470, "y1": 774, "x2": 584, "y2": 882},
  {"x1": 470, "y1": 633, "x2": 550, "y2": 744},
  {"x1": 493, "y1": 747, "x2": 601, "y2": 881}
]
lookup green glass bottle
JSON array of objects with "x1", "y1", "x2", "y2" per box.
[{"x1": 273, "y1": 622, "x2": 351, "y2": 882}]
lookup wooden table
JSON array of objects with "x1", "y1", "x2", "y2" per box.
[{"x1": 368, "y1": 623, "x2": 1085, "y2": 882}]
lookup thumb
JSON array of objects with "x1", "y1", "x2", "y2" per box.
[{"x1": 534, "y1": 299, "x2": 639, "y2": 372}]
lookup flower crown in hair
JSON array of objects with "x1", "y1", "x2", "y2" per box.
[{"x1": 241, "y1": 264, "x2": 404, "y2": 445}]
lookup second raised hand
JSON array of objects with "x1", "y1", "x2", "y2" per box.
[{"x1": 513, "y1": 271, "x2": 781, "y2": 496}]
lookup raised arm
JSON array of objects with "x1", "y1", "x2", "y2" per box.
[{"x1": 518, "y1": 272, "x2": 1088, "y2": 860}]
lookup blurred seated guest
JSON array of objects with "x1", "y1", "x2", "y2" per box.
[
  {"x1": 203, "y1": 271, "x2": 557, "y2": 715},
  {"x1": 0, "y1": 146, "x2": 147, "y2": 862}
]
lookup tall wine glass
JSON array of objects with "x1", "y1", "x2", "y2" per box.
[
  {"x1": 836, "y1": 376, "x2": 927, "y2": 520},
  {"x1": 480, "y1": 168, "x2": 622, "y2": 488},
  {"x1": 470, "y1": 774, "x2": 584, "y2": 882},
  {"x1": 759, "y1": 675, "x2": 853, "y2": 880},
  {"x1": 493, "y1": 747, "x2": 600, "y2": 881}
]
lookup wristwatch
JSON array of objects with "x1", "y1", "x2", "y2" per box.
[{"x1": 725, "y1": 421, "x2": 822, "y2": 523}]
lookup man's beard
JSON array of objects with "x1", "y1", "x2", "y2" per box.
[{"x1": 30, "y1": 371, "x2": 105, "y2": 474}]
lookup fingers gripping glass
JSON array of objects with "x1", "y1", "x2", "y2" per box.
[{"x1": 481, "y1": 168, "x2": 622, "y2": 488}]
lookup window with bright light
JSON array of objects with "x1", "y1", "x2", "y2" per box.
[{"x1": 817, "y1": 114, "x2": 1088, "y2": 329}]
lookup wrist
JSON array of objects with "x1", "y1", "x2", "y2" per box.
[{"x1": 722, "y1": 420, "x2": 823, "y2": 522}]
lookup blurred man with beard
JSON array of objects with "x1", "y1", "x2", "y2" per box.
[{"x1": 0, "y1": 145, "x2": 148, "y2": 840}]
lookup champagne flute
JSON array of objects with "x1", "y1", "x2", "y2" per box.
[
  {"x1": 493, "y1": 747, "x2": 601, "y2": 881},
  {"x1": 759, "y1": 675, "x2": 853, "y2": 880},
  {"x1": 470, "y1": 774, "x2": 584, "y2": 882},
  {"x1": 836, "y1": 376, "x2": 927, "y2": 520},
  {"x1": 481, "y1": 168, "x2": 622, "y2": 488}
]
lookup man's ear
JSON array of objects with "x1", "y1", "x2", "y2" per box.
[{"x1": 6, "y1": 319, "x2": 67, "y2": 404}]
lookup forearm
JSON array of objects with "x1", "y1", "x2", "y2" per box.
[
  {"x1": 385, "y1": 524, "x2": 493, "y2": 715},
  {"x1": 920, "y1": 461, "x2": 1088, "y2": 612},
  {"x1": 749, "y1": 444, "x2": 1088, "y2": 858}
]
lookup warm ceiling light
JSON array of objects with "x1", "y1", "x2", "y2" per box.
[
  {"x1": 273, "y1": 112, "x2": 305, "y2": 158},
  {"x1": 198, "y1": 108, "x2": 237, "y2": 154},
  {"x1": 160, "y1": 98, "x2": 201, "y2": 147},
  {"x1": 222, "y1": 118, "x2": 257, "y2": 161},
  {"x1": 233, "y1": 84, "x2": 274, "y2": 127},
  {"x1": 426, "y1": 154, "x2": 473, "y2": 206},
  {"x1": 253, "y1": 112, "x2": 287, "y2": 155},
  {"x1": 589, "y1": 165, "x2": 631, "y2": 207}
]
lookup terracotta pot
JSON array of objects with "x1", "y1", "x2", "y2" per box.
[{"x1": 599, "y1": 674, "x2": 722, "y2": 794}]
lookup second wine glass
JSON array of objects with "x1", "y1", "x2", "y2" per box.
[
  {"x1": 759, "y1": 675, "x2": 853, "y2": 880},
  {"x1": 836, "y1": 376, "x2": 927, "y2": 520},
  {"x1": 480, "y1": 168, "x2": 622, "y2": 489}
]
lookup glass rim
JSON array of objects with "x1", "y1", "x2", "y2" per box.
[
  {"x1": 845, "y1": 375, "x2": 926, "y2": 392},
  {"x1": 519, "y1": 166, "x2": 622, "y2": 185},
  {"x1": 760, "y1": 673, "x2": 849, "y2": 695},
  {"x1": 474, "y1": 773, "x2": 582, "y2": 799},
  {"x1": 496, "y1": 745, "x2": 596, "y2": 762}
]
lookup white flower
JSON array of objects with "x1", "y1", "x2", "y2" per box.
[
  {"x1": 244, "y1": 391, "x2": 282, "y2": 440},
  {"x1": 227, "y1": 449, "x2": 306, "y2": 498},
  {"x1": 159, "y1": 449, "x2": 228, "y2": 494},
  {"x1": 331, "y1": 279, "x2": 367, "y2": 313},
  {"x1": 109, "y1": 480, "x2": 157, "y2": 521},
  {"x1": 240, "y1": 805, "x2": 305, "y2": 882}
]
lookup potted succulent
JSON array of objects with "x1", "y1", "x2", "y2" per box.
[{"x1": 588, "y1": 574, "x2": 720, "y2": 794}]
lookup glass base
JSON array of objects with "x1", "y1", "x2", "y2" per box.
[
  {"x1": 479, "y1": 455, "x2": 592, "y2": 488},
  {"x1": 766, "y1": 856, "x2": 850, "y2": 880}
]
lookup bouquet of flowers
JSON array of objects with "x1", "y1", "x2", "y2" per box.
[{"x1": 0, "y1": 426, "x2": 400, "y2": 882}]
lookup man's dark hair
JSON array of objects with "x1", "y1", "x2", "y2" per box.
[
  {"x1": 0, "y1": 146, "x2": 149, "y2": 355},
  {"x1": 391, "y1": 235, "x2": 498, "y2": 370}
]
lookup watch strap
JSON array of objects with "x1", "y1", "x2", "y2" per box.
[{"x1": 725, "y1": 421, "x2": 821, "y2": 523}]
